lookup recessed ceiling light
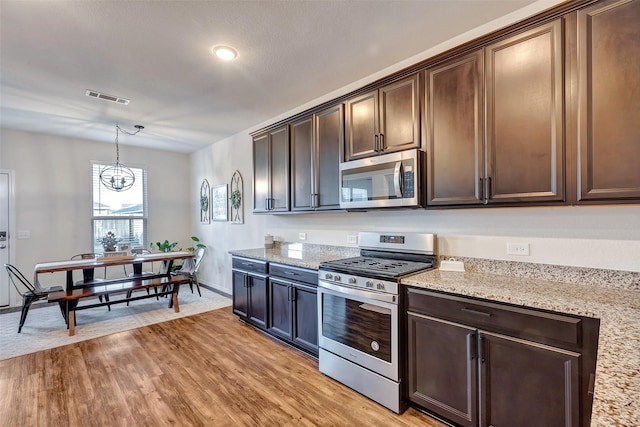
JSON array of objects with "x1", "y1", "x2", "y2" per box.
[{"x1": 212, "y1": 45, "x2": 238, "y2": 61}]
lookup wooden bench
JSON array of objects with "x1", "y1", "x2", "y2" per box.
[{"x1": 48, "y1": 275, "x2": 191, "y2": 336}]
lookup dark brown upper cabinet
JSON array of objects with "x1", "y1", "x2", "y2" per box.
[
  {"x1": 574, "y1": 0, "x2": 640, "y2": 202},
  {"x1": 253, "y1": 125, "x2": 290, "y2": 213},
  {"x1": 345, "y1": 73, "x2": 421, "y2": 161},
  {"x1": 427, "y1": 20, "x2": 564, "y2": 206},
  {"x1": 290, "y1": 104, "x2": 344, "y2": 211},
  {"x1": 426, "y1": 50, "x2": 485, "y2": 206},
  {"x1": 484, "y1": 19, "x2": 565, "y2": 204}
]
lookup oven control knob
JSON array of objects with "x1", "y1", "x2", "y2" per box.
[
  {"x1": 349, "y1": 277, "x2": 357, "y2": 284},
  {"x1": 366, "y1": 280, "x2": 374, "y2": 288},
  {"x1": 376, "y1": 283, "x2": 385, "y2": 290},
  {"x1": 334, "y1": 275, "x2": 341, "y2": 281},
  {"x1": 324, "y1": 273, "x2": 333, "y2": 280}
]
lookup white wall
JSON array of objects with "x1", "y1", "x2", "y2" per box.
[
  {"x1": 192, "y1": 0, "x2": 640, "y2": 294},
  {"x1": 0, "y1": 128, "x2": 191, "y2": 304}
]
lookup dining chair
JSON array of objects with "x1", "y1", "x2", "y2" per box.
[
  {"x1": 171, "y1": 247, "x2": 206, "y2": 297},
  {"x1": 70, "y1": 253, "x2": 111, "y2": 310},
  {"x1": 4, "y1": 263, "x2": 67, "y2": 333},
  {"x1": 125, "y1": 248, "x2": 158, "y2": 305}
]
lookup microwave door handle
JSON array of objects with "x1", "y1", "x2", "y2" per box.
[{"x1": 393, "y1": 161, "x2": 403, "y2": 198}]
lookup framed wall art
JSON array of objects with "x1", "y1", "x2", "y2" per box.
[
  {"x1": 200, "y1": 179, "x2": 210, "y2": 224},
  {"x1": 230, "y1": 170, "x2": 244, "y2": 224},
  {"x1": 211, "y1": 184, "x2": 228, "y2": 221}
]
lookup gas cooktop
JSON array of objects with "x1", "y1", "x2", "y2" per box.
[{"x1": 320, "y1": 256, "x2": 434, "y2": 279}]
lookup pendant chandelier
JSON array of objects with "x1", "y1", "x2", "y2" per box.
[{"x1": 100, "y1": 123, "x2": 144, "y2": 192}]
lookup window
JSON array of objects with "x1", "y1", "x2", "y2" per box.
[{"x1": 91, "y1": 161, "x2": 147, "y2": 253}]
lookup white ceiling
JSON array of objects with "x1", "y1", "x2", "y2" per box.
[{"x1": 1, "y1": 0, "x2": 540, "y2": 153}]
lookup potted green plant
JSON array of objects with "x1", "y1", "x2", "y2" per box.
[
  {"x1": 187, "y1": 236, "x2": 206, "y2": 252},
  {"x1": 150, "y1": 239, "x2": 178, "y2": 252},
  {"x1": 97, "y1": 231, "x2": 120, "y2": 252}
]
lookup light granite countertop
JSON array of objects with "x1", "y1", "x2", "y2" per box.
[
  {"x1": 402, "y1": 269, "x2": 640, "y2": 427},
  {"x1": 229, "y1": 243, "x2": 359, "y2": 270},
  {"x1": 228, "y1": 244, "x2": 640, "y2": 426}
]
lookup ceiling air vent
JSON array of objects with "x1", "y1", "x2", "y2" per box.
[{"x1": 85, "y1": 89, "x2": 130, "y2": 105}]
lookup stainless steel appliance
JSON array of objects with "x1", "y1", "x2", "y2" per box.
[
  {"x1": 339, "y1": 149, "x2": 424, "y2": 210},
  {"x1": 317, "y1": 231, "x2": 436, "y2": 413}
]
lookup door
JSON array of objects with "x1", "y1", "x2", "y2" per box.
[
  {"x1": 252, "y1": 133, "x2": 270, "y2": 212},
  {"x1": 485, "y1": 19, "x2": 564, "y2": 203},
  {"x1": 268, "y1": 278, "x2": 293, "y2": 339},
  {"x1": 478, "y1": 331, "x2": 580, "y2": 427},
  {"x1": 292, "y1": 283, "x2": 318, "y2": 354},
  {"x1": 576, "y1": 0, "x2": 640, "y2": 201},
  {"x1": 407, "y1": 312, "x2": 478, "y2": 427},
  {"x1": 314, "y1": 104, "x2": 343, "y2": 210},
  {"x1": 427, "y1": 50, "x2": 484, "y2": 206},
  {"x1": 269, "y1": 126, "x2": 290, "y2": 212},
  {"x1": 290, "y1": 116, "x2": 314, "y2": 211},
  {"x1": 231, "y1": 269, "x2": 249, "y2": 318},
  {"x1": 0, "y1": 171, "x2": 11, "y2": 306},
  {"x1": 247, "y1": 273, "x2": 268, "y2": 329},
  {"x1": 345, "y1": 90, "x2": 379, "y2": 160},
  {"x1": 379, "y1": 73, "x2": 421, "y2": 154}
]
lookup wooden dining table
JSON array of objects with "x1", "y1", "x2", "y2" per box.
[{"x1": 34, "y1": 251, "x2": 195, "y2": 291}]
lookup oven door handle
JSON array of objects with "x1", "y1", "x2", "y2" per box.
[{"x1": 318, "y1": 281, "x2": 397, "y2": 304}]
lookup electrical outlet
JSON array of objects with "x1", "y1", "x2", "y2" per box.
[
  {"x1": 347, "y1": 235, "x2": 357, "y2": 244},
  {"x1": 17, "y1": 230, "x2": 31, "y2": 239},
  {"x1": 298, "y1": 232, "x2": 307, "y2": 241},
  {"x1": 507, "y1": 242, "x2": 530, "y2": 256}
]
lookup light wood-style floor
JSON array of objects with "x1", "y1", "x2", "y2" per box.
[{"x1": 0, "y1": 307, "x2": 446, "y2": 427}]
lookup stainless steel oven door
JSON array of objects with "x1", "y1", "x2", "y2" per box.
[{"x1": 317, "y1": 280, "x2": 398, "y2": 381}]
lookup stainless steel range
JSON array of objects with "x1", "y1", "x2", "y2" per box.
[{"x1": 317, "y1": 231, "x2": 436, "y2": 413}]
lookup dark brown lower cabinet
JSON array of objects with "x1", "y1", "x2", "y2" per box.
[
  {"x1": 408, "y1": 313, "x2": 478, "y2": 427},
  {"x1": 232, "y1": 258, "x2": 269, "y2": 329},
  {"x1": 406, "y1": 288, "x2": 598, "y2": 427},
  {"x1": 267, "y1": 263, "x2": 318, "y2": 356},
  {"x1": 268, "y1": 278, "x2": 318, "y2": 356},
  {"x1": 478, "y1": 331, "x2": 580, "y2": 427}
]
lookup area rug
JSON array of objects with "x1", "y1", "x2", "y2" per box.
[{"x1": 0, "y1": 288, "x2": 231, "y2": 360}]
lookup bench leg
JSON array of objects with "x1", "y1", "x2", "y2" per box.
[
  {"x1": 68, "y1": 310, "x2": 75, "y2": 336},
  {"x1": 172, "y1": 291, "x2": 180, "y2": 313}
]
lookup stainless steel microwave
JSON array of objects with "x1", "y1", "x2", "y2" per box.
[{"x1": 339, "y1": 149, "x2": 424, "y2": 209}]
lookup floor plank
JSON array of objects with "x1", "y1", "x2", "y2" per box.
[{"x1": 0, "y1": 307, "x2": 447, "y2": 427}]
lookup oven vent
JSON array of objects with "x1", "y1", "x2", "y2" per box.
[{"x1": 85, "y1": 89, "x2": 130, "y2": 105}]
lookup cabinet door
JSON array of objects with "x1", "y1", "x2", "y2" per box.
[
  {"x1": 248, "y1": 274, "x2": 268, "y2": 329},
  {"x1": 269, "y1": 126, "x2": 290, "y2": 211},
  {"x1": 290, "y1": 116, "x2": 314, "y2": 211},
  {"x1": 268, "y1": 279, "x2": 293, "y2": 340},
  {"x1": 427, "y1": 51, "x2": 484, "y2": 206},
  {"x1": 252, "y1": 133, "x2": 270, "y2": 212},
  {"x1": 314, "y1": 104, "x2": 343, "y2": 210},
  {"x1": 231, "y1": 269, "x2": 248, "y2": 318},
  {"x1": 407, "y1": 312, "x2": 478, "y2": 427},
  {"x1": 292, "y1": 283, "x2": 318, "y2": 355},
  {"x1": 345, "y1": 90, "x2": 378, "y2": 160},
  {"x1": 576, "y1": 0, "x2": 640, "y2": 201},
  {"x1": 479, "y1": 331, "x2": 580, "y2": 427},
  {"x1": 485, "y1": 19, "x2": 564, "y2": 203},
  {"x1": 379, "y1": 74, "x2": 421, "y2": 154}
]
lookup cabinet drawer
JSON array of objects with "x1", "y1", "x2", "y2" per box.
[
  {"x1": 269, "y1": 263, "x2": 317, "y2": 286},
  {"x1": 232, "y1": 257, "x2": 268, "y2": 274},
  {"x1": 406, "y1": 288, "x2": 581, "y2": 349}
]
